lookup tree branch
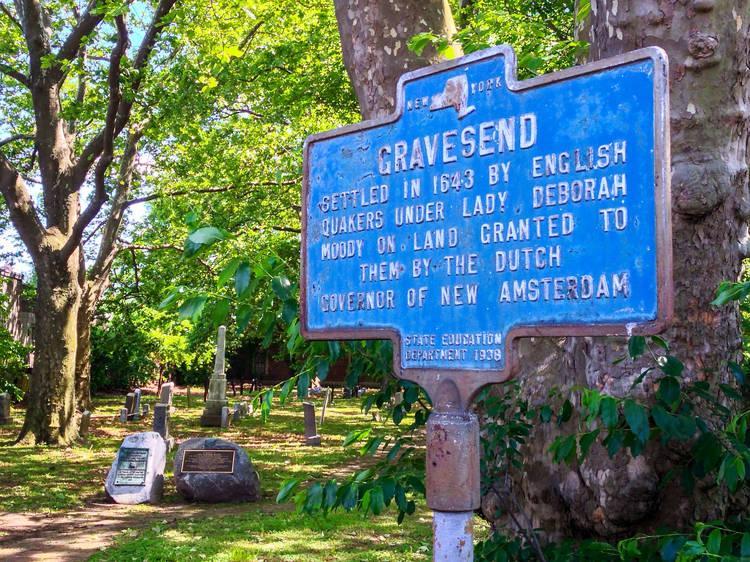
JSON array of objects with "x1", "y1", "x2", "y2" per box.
[
  {"x1": 61, "y1": 14, "x2": 127, "y2": 261},
  {"x1": 72, "y1": 0, "x2": 178, "y2": 186},
  {"x1": 118, "y1": 244, "x2": 216, "y2": 274},
  {"x1": 0, "y1": 151, "x2": 44, "y2": 253},
  {"x1": 0, "y1": 62, "x2": 29, "y2": 88},
  {"x1": 0, "y1": 134, "x2": 34, "y2": 147},
  {"x1": 56, "y1": 0, "x2": 106, "y2": 66},
  {"x1": 123, "y1": 178, "x2": 301, "y2": 207},
  {"x1": 0, "y1": 2, "x2": 22, "y2": 32}
]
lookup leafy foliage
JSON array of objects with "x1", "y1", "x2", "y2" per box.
[{"x1": 0, "y1": 293, "x2": 31, "y2": 400}]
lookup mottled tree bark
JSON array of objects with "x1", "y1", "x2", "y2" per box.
[
  {"x1": 333, "y1": 0, "x2": 460, "y2": 120},
  {"x1": 486, "y1": 0, "x2": 750, "y2": 541}
]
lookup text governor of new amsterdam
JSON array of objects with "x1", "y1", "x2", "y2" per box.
[{"x1": 301, "y1": 45, "x2": 671, "y2": 381}]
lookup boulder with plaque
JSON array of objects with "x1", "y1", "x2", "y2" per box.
[
  {"x1": 173, "y1": 437, "x2": 260, "y2": 502},
  {"x1": 104, "y1": 431, "x2": 166, "y2": 504}
]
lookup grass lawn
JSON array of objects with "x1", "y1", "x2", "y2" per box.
[{"x1": 0, "y1": 387, "x2": 463, "y2": 560}]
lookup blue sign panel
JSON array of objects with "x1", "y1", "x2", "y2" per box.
[{"x1": 302, "y1": 46, "x2": 671, "y2": 382}]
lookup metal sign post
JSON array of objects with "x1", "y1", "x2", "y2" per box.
[{"x1": 301, "y1": 45, "x2": 671, "y2": 559}]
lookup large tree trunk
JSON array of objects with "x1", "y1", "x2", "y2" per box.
[
  {"x1": 483, "y1": 0, "x2": 750, "y2": 542},
  {"x1": 333, "y1": 0, "x2": 460, "y2": 120},
  {"x1": 74, "y1": 296, "x2": 94, "y2": 413},
  {"x1": 17, "y1": 242, "x2": 81, "y2": 445}
]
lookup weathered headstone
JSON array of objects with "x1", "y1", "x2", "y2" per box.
[
  {"x1": 141, "y1": 404, "x2": 149, "y2": 418},
  {"x1": 152, "y1": 403, "x2": 174, "y2": 451},
  {"x1": 132, "y1": 389, "x2": 142, "y2": 421},
  {"x1": 302, "y1": 402, "x2": 321, "y2": 446},
  {"x1": 105, "y1": 432, "x2": 166, "y2": 504},
  {"x1": 0, "y1": 393, "x2": 11, "y2": 425},
  {"x1": 200, "y1": 326, "x2": 229, "y2": 427},
  {"x1": 233, "y1": 403, "x2": 242, "y2": 423},
  {"x1": 80, "y1": 410, "x2": 91, "y2": 438},
  {"x1": 124, "y1": 393, "x2": 135, "y2": 420},
  {"x1": 343, "y1": 387, "x2": 352, "y2": 399},
  {"x1": 119, "y1": 407, "x2": 128, "y2": 422},
  {"x1": 393, "y1": 391, "x2": 404, "y2": 406},
  {"x1": 220, "y1": 406, "x2": 231, "y2": 428},
  {"x1": 159, "y1": 382, "x2": 174, "y2": 406},
  {"x1": 173, "y1": 437, "x2": 260, "y2": 502},
  {"x1": 319, "y1": 387, "x2": 332, "y2": 426}
]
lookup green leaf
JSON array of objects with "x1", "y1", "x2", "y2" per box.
[
  {"x1": 719, "y1": 383, "x2": 743, "y2": 402},
  {"x1": 305, "y1": 482, "x2": 323, "y2": 513},
  {"x1": 276, "y1": 478, "x2": 299, "y2": 503},
  {"x1": 656, "y1": 376, "x2": 681, "y2": 408},
  {"x1": 341, "y1": 484, "x2": 358, "y2": 510},
  {"x1": 158, "y1": 287, "x2": 180, "y2": 309},
  {"x1": 601, "y1": 397, "x2": 619, "y2": 429},
  {"x1": 323, "y1": 480, "x2": 338, "y2": 509},
  {"x1": 236, "y1": 304, "x2": 253, "y2": 334},
  {"x1": 579, "y1": 429, "x2": 600, "y2": 462},
  {"x1": 557, "y1": 399, "x2": 573, "y2": 425},
  {"x1": 369, "y1": 487, "x2": 385, "y2": 515},
  {"x1": 187, "y1": 226, "x2": 225, "y2": 246},
  {"x1": 217, "y1": 257, "x2": 242, "y2": 289},
  {"x1": 184, "y1": 210, "x2": 198, "y2": 227},
  {"x1": 211, "y1": 298, "x2": 230, "y2": 327},
  {"x1": 281, "y1": 299, "x2": 298, "y2": 324},
  {"x1": 316, "y1": 360, "x2": 329, "y2": 381},
  {"x1": 649, "y1": 335, "x2": 669, "y2": 350},
  {"x1": 280, "y1": 378, "x2": 293, "y2": 405},
  {"x1": 178, "y1": 296, "x2": 207, "y2": 321},
  {"x1": 706, "y1": 528, "x2": 721, "y2": 555},
  {"x1": 297, "y1": 372, "x2": 310, "y2": 399},
  {"x1": 624, "y1": 400, "x2": 650, "y2": 444},
  {"x1": 343, "y1": 428, "x2": 370, "y2": 447},
  {"x1": 603, "y1": 429, "x2": 624, "y2": 458},
  {"x1": 628, "y1": 336, "x2": 646, "y2": 358},
  {"x1": 728, "y1": 361, "x2": 747, "y2": 388},
  {"x1": 741, "y1": 532, "x2": 750, "y2": 556},
  {"x1": 271, "y1": 276, "x2": 292, "y2": 301},
  {"x1": 540, "y1": 404, "x2": 553, "y2": 423},
  {"x1": 234, "y1": 261, "x2": 251, "y2": 296},
  {"x1": 659, "y1": 355, "x2": 684, "y2": 377},
  {"x1": 393, "y1": 405, "x2": 404, "y2": 425}
]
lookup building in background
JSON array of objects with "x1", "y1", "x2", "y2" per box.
[{"x1": 1, "y1": 266, "x2": 34, "y2": 367}]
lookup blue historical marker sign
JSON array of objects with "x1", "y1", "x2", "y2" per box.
[{"x1": 301, "y1": 45, "x2": 671, "y2": 390}]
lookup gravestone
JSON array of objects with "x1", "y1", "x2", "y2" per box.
[
  {"x1": 220, "y1": 406, "x2": 231, "y2": 428},
  {"x1": 132, "y1": 389, "x2": 142, "y2": 421},
  {"x1": 80, "y1": 410, "x2": 91, "y2": 439},
  {"x1": 159, "y1": 382, "x2": 174, "y2": 406},
  {"x1": 124, "y1": 393, "x2": 135, "y2": 420},
  {"x1": 302, "y1": 402, "x2": 321, "y2": 446},
  {"x1": 200, "y1": 326, "x2": 229, "y2": 427},
  {"x1": 187, "y1": 386, "x2": 192, "y2": 408},
  {"x1": 0, "y1": 393, "x2": 11, "y2": 425},
  {"x1": 152, "y1": 403, "x2": 174, "y2": 451},
  {"x1": 142, "y1": 404, "x2": 149, "y2": 418},
  {"x1": 319, "y1": 387, "x2": 332, "y2": 426},
  {"x1": 173, "y1": 437, "x2": 260, "y2": 502},
  {"x1": 119, "y1": 408, "x2": 128, "y2": 422},
  {"x1": 233, "y1": 403, "x2": 242, "y2": 423},
  {"x1": 104, "y1": 432, "x2": 166, "y2": 504}
]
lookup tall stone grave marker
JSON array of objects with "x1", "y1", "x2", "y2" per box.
[
  {"x1": 302, "y1": 402, "x2": 321, "y2": 446},
  {"x1": 0, "y1": 393, "x2": 12, "y2": 425},
  {"x1": 80, "y1": 410, "x2": 91, "y2": 439},
  {"x1": 119, "y1": 407, "x2": 128, "y2": 422},
  {"x1": 220, "y1": 406, "x2": 230, "y2": 428},
  {"x1": 132, "y1": 389, "x2": 142, "y2": 421},
  {"x1": 153, "y1": 403, "x2": 174, "y2": 451},
  {"x1": 159, "y1": 382, "x2": 175, "y2": 412},
  {"x1": 200, "y1": 326, "x2": 228, "y2": 427},
  {"x1": 319, "y1": 387, "x2": 332, "y2": 426},
  {"x1": 105, "y1": 432, "x2": 166, "y2": 504},
  {"x1": 124, "y1": 393, "x2": 135, "y2": 420}
]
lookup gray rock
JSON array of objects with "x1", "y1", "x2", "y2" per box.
[
  {"x1": 105, "y1": 432, "x2": 166, "y2": 504},
  {"x1": 173, "y1": 437, "x2": 260, "y2": 502}
]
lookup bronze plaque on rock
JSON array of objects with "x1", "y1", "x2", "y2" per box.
[
  {"x1": 181, "y1": 449, "x2": 235, "y2": 473},
  {"x1": 114, "y1": 447, "x2": 149, "y2": 486}
]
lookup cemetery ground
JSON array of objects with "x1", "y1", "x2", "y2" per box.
[{"x1": 0, "y1": 387, "x2": 451, "y2": 561}]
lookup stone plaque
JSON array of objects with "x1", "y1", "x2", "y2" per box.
[
  {"x1": 181, "y1": 449, "x2": 235, "y2": 474},
  {"x1": 114, "y1": 447, "x2": 149, "y2": 486}
]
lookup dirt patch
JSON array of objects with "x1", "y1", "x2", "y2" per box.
[{"x1": 0, "y1": 500, "x2": 293, "y2": 561}]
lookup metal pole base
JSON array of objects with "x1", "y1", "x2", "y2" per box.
[{"x1": 433, "y1": 511, "x2": 474, "y2": 561}]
